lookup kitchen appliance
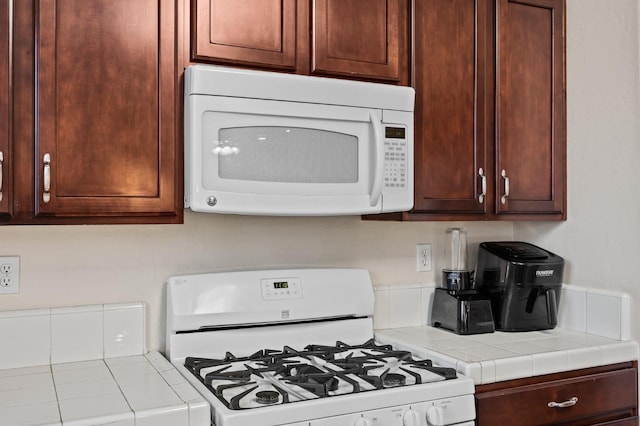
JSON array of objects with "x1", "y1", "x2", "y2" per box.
[
  {"x1": 441, "y1": 228, "x2": 471, "y2": 290},
  {"x1": 431, "y1": 228, "x2": 495, "y2": 335},
  {"x1": 475, "y1": 241, "x2": 565, "y2": 332},
  {"x1": 166, "y1": 268, "x2": 476, "y2": 426},
  {"x1": 184, "y1": 65, "x2": 415, "y2": 216}
]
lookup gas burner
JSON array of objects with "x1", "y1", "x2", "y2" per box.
[
  {"x1": 383, "y1": 373, "x2": 406, "y2": 387},
  {"x1": 255, "y1": 390, "x2": 280, "y2": 405}
]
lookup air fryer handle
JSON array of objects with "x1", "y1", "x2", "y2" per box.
[{"x1": 545, "y1": 288, "x2": 558, "y2": 327}]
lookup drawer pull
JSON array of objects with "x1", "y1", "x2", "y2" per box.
[{"x1": 548, "y1": 397, "x2": 578, "y2": 408}]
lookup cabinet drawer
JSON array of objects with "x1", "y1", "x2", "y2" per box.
[{"x1": 476, "y1": 369, "x2": 638, "y2": 425}]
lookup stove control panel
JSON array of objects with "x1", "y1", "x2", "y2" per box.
[{"x1": 261, "y1": 277, "x2": 303, "y2": 301}]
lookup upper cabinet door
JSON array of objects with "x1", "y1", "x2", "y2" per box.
[
  {"x1": 495, "y1": 0, "x2": 565, "y2": 216},
  {"x1": 311, "y1": 0, "x2": 404, "y2": 81},
  {"x1": 190, "y1": 0, "x2": 409, "y2": 83},
  {"x1": 412, "y1": 0, "x2": 491, "y2": 216},
  {"x1": 34, "y1": 0, "x2": 180, "y2": 220},
  {"x1": 192, "y1": 0, "x2": 297, "y2": 70},
  {"x1": 0, "y1": 0, "x2": 10, "y2": 218}
]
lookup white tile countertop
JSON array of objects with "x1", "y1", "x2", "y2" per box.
[
  {"x1": 0, "y1": 352, "x2": 209, "y2": 426},
  {"x1": 373, "y1": 283, "x2": 638, "y2": 385},
  {"x1": 375, "y1": 326, "x2": 639, "y2": 385},
  {"x1": 0, "y1": 302, "x2": 210, "y2": 426}
]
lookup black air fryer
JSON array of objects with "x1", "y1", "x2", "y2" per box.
[{"x1": 475, "y1": 242, "x2": 564, "y2": 332}]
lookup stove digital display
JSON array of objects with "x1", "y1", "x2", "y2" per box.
[{"x1": 261, "y1": 277, "x2": 302, "y2": 300}]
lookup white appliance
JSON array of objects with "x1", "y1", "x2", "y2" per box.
[
  {"x1": 166, "y1": 268, "x2": 476, "y2": 426},
  {"x1": 184, "y1": 65, "x2": 415, "y2": 216}
]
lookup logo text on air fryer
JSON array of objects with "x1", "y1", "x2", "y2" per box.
[{"x1": 536, "y1": 270, "x2": 554, "y2": 277}]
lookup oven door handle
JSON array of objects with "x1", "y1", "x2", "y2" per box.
[{"x1": 369, "y1": 111, "x2": 384, "y2": 207}]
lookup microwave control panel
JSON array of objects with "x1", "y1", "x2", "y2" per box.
[{"x1": 383, "y1": 126, "x2": 408, "y2": 191}]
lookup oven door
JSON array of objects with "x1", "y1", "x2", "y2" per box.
[{"x1": 185, "y1": 95, "x2": 412, "y2": 216}]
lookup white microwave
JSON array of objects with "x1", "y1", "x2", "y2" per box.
[{"x1": 184, "y1": 65, "x2": 415, "y2": 216}]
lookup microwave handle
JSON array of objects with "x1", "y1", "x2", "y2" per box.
[{"x1": 369, "y1": 112, "x2": 384, "y2": 207}]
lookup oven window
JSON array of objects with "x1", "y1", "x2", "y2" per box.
[{"x1": 215, "y1": 126, "x2": 358, "y2": 183}]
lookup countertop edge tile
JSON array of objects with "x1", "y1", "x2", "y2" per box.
[
  {"x1": 479, "y1": 360, "x2": 496, "y2": 385},
  {"x1": 375, "y1": 326, "x2": 638, "y2": 385}
]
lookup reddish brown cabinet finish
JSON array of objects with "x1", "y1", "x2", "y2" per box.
[
  {"x1": 385, "y1": 0, "x2": 565, "y2": 221},
  {"x1": 192, "y1": 0, "x2": 298, "y2": 70},
  {"x1": 475, "y1": 362, "x2": 639, "y2": 426},
  {"x1": 191, "y1": 0, "x2": 408, "y2": 83},
  {"x1": 312, "y1": 0, "x2": 402, "y2": 81},
  {"x1": 495, "y1": 0, "x2": 565, "y2": 216},
  {"x1": 0, "y1": 0, "x2": 10, "y2": 218},
  {"x1": 7, "y1": 0, "x2": 182, "y2": 224},
  {"x1": 411, "y1": 0, "x2": 492, "y2": 216}
]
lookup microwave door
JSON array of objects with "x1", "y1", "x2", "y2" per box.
[{"x1": 186, "y1": 96, "x2": 387, "y2": 215}]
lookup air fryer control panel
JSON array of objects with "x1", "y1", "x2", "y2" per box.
[{"x1": 482, "y1": 242, "x2": 550, "y2": 261}]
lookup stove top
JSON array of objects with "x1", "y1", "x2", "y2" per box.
[
  {"x1": 166, "y1": 268, "x2": 475, "y2": 425},
  {"x1": 184, "y1": 339, "x2": 457, "y2": 410}
]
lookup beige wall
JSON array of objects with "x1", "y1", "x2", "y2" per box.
[
  {"x1": 515, "y1": 0, "x2": 640, "y2": 343},
  {"x1": 0, "y1": 214, "x2": 512, "y2": 350}
]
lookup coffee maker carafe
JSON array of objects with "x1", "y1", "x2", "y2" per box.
[{"x1": 431, "y1": 228, "x2": 495, "y2": 335}]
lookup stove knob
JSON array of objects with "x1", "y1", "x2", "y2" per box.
[
  {"x1": 403, "y1": 409, "x2": 422, "y2": 426},
  {"x1": 426, "y1": 405, "x2": 445, "y2": 426},
  {"x1": 354, "y1": 417, "x2": 373, "y2": 426}
]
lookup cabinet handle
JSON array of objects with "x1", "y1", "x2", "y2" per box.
[
  {"x1": 501, "y1": 169, "x2": 510, "y2": 204},
  {"x1": 0, "y1": 151, "x2": 3, "y2": 202},
  {"x1": 478, "y1": 168, "x2": 486, "y2": 203},
  {"x1": 548, "y1": 397, "x2": 578, "y2": 408},
  {"x1": 43, "y1": 153, "x2": 51, "y2": 203}
]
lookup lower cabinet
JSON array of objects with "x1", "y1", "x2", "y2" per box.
[{"x1": 475, "y1": 362, "x2": 638, "y2": 425}]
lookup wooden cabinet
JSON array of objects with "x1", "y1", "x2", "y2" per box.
[
  {"x1": 475, "y1": 362, "x2": 638, "y2": 425},
  {"x1": 192, "y1": 0, "x2": 298, "y2": 70},
  {"x1": 391, "y1": 0, "x2": 566, "y2": 221},
  {"x1": 7, "y1": 0, "x2": 182, "y2": 224},
  {"x1": 411, "y1": 0, "x2": 492, "y2": 217},
  {"x1": 311, "y1": 0, "x2": 402, "y2": 81},
  {"x1": 191, "y1": 0, "x2": 409, "y2": 83},
  {"x1": 494, "y1": 0, "x2": 565, "y2": 216},
  {"x1": 0, "y1": 0, "x2": 9, "y2": 219}
]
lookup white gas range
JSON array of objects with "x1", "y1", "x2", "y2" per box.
[{"x1": 165, "y1": 268, "x2": 476, "y2": 426}]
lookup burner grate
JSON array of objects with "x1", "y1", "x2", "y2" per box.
[{"x1": 183, "y1": 340, "x2": 457, "y2": 410}]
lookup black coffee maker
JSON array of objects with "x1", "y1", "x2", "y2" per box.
[
  {"x1": 475, "y1": 241, "x2": 564, "y2": 332},
  {"x1": 431, "y1": 228, "x2": 495, "y2": 335}
]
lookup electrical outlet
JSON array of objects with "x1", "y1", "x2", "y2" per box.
[
  {"x1": 416, "y1": 244, "x2": 432, "y2": 272},
  {"x1": 0, "y1": 256, "x2": 20, "y2": 294}
]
